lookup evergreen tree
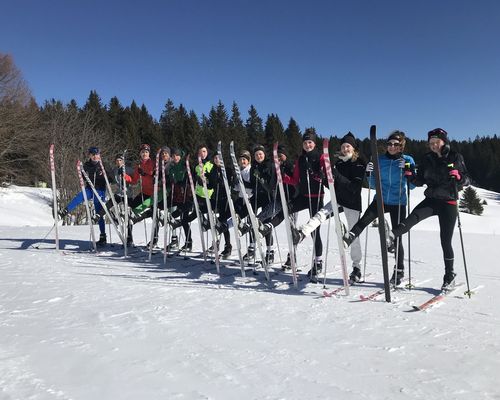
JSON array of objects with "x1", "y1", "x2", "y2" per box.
[
  {"x1": 159, "y1": 99, "x2": 177, "y2": 145},
  {"x1": 183, "y1": 110, "x2": 202, "y2": 158},
  {"x1": 138, "y1": 103, "x2": 161, "y2": 150},
  {"x1": 228, "y1": 101, "x2": 248, "y2": 154},
  {"x1": 459, "y1": 186, "x2": 484, "y2": 215},
  {"x1": 108, "y1": 97, "x2": 126, "y2": 146},
  {"x1": 284, "y1": 117, "x2": 302, "y2": 160},
  {"x1": 82, "y1": 90, "x2": 109, "y2": 133},
  {"x1": 206, "y1": 100, "x2": 229, "y2": 151},
  {"x1": 264, "y1": 113, "x2": 285, "y2": 150},
  {"x1": 245, "y1": 105, "x2": 264, "y2": 146}
]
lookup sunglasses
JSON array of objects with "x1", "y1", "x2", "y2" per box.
[{"x1": 387, "y1": 142, "x2": 400, "y2": 147}]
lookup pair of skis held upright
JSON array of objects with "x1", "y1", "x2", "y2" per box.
[{"x1": 182, "y1": 140, "x2": 350, "y2": 291}]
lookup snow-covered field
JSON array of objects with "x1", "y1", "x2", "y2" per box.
[{"x1": 1, "y1": 184, "x2": 499, "y2": 400}]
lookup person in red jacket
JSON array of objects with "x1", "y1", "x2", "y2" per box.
[{"x1": 127, "y1": 143, "x2": 155, "y2": 212}]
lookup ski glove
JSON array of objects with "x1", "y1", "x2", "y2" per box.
[
  {"x1": 398, "y1": 158, "x2": 406, "y2": 169},
  {"x1": 449, "y1": 169, "x2": 461, "y2": 181},
  {"x1": 365, "y1": 162, "x2": 374, "y2": 173},
  {"x1": 138, "y1": 167, "x2": 147, "y2": 176}
]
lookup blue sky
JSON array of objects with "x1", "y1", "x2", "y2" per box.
[{"x1": 2, "y1": 0, "x2": 500, "y2": 141}]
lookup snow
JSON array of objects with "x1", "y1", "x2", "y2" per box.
[{"x1": 1, "y1": 184, "x2": 500, "y2": 399}]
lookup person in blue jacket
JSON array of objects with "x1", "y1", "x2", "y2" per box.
[
  {"x1": 343, "y1": 131, "x2": 415, "y2": 284},
  {"x1": 58, "y1": 146, "x2": 108, "y2": 246}
]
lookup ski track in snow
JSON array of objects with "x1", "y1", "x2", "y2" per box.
[{"x1": 1, "y1": 186, "x2": 500, "y2": 399}]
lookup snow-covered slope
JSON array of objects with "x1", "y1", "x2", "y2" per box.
[{"x1": 0, "y1": 185, "x2": 499, "y2": 399}]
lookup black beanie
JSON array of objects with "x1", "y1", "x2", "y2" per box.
[
  {"x1": 341, "y1": 132, "x2": 357, "y2": 148},
  {"x1": 161, "y1": 146, "x2": 171, "y2": 156},
  {"x1": 428, "y1": 128, "x2": 448, "y2": 142},
  {"x1": 171, "y1": 147, "x2": 182, "y2": 156},
  {"x1": 253, "y1": 144, "x2": 265, "y2": 154},
  {"x1": 115, "y1": 153, "x2": 124, "y2": 161},
  {"x1": 302, "y1": 131, "x2": 317, "y2": 142}
]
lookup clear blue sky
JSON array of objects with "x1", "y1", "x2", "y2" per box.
[{"x1": 2, "y1": 0, "x2": 500, "y2": 141}]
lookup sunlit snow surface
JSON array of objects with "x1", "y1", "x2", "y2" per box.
[{"x1": 1, "y1": 184, "x2": 499, "y2": 399}]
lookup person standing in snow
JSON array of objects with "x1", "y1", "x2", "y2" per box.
[
  {"x1": 343, "y1": 130, "x2": 416, "y2": 285},
  {"x1": 292, "y1": 132, "x2": 367, "y2": 283},
  {"x1": 59, "y1": 146, "x2": 108, "y2": 246},
  {"x1": 389, "y1": 128, "x2": 470, "y2": 291}
]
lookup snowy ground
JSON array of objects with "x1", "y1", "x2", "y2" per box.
[{"x1": 1, "y1": 185, "x2": 499, "y2": 399}]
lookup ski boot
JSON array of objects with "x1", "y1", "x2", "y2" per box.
[
  {"x1": 58, "y1": 207, "x2": 68, "y2": 219},
  {"x1": 349, "y1": 266, "x2": 362, "y2": 284},
  {"x1": 390, "y1": 267, "x2": 404, "y2": 286},
  {"x1": 179, "y1": 240, "x2": 193, "y2": 252},
  {"x1": 207, "y1": 240, "x2": 220, "y2": 253},
  {"x1": 167, "y1": 235, "x2": 179, "y2": 251},
  {"x1": 441, "y1": 272, "x2": 457, "y2": 291},
  {"x1": 243, "y1": 246, "x2": 255, "y2": 262},
  {"x1": 307, "y1": 260, "x2": 323, "y2": 279},
  {"x1": 147, "y1": 237, "x2": 159, "y2": 248},
  {"x1": 220, "y1": 244, "x2": 232, "y2": 259},
  {"x1": 265, "y1": 249, "x2": 274, "y2": 264},
  {"x1": 96, "y1": 233, "x2": 107, "y2": 247}
]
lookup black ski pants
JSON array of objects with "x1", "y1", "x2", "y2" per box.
[
  {"x1": 350, "y1": 200, "x2": 406, "y2": 270},
  {"x1": 392, "y1": 197, "x2": 457, "y2": 272}
]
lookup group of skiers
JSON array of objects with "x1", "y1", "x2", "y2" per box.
[{"x1": 58, "y1": 127, "x2": 470, "y2": 292}]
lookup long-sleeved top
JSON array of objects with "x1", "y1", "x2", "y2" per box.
[
  {"x1": 333, "y1": 156, "x2": 367, "y2": 211},
  {"x1": 368, "y1": 152, "x2": 416, "y2": 206},
  {"x1": 83, "y1": 159, "x2": 107, "y2": 191},
  {"x1": 412, "y1": 149, "x2": 470, "y2": 201},
  {"x1": 128, "y1": 158, "x2": 155, "y2": 196},
  {"x1": 283, "y1": 148, "x2": 326, "y2": 198}
]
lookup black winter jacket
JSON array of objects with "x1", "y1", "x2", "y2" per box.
[
  {"x1": 412, "y1": 150, "x2": 470, "y2": 201},
  {"x1": 83, "y1": 160, "x2": 106, "y2": 191},
  {"x1": 333, "y1": 156, "x2": 367, "y2": 211}
]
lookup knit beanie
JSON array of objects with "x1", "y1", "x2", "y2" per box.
[
  {"x1": 239, "y1": 150, "x2": 251, "y2": 162},
  {"x1": 428, "y1": 128, "x2": 448, "y2": 142},
  {"x1": 340, "y1": 132, "x2": 357, "y2": 148}
]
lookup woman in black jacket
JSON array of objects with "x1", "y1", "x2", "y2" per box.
[
  {"x1": 390, "y1": 128, "x2": 470, "y2": 291},
  {"x1": 291, "y1": 132, "x2": 367, "y2": 282}
]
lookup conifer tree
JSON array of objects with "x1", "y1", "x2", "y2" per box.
[
  {"x1": 284, "y1": 117, "x2": 302, "y2": 160},
  {"x1": 264, "y1": 113, "x2": 285, "y2": 150},
  {"x1": 82, "y1": 90, "x2": 109, "y2": 133},
  {"x1": 245, "y1": 105, "x2": 264, "y2": 146},
  {"x1": 228, "y1": 101, "x2": 248, "y2": 154},
  {"x1": 459, "y1": 186, "x2": 484, "y2": 215},
  {"x1": 207, "y1": 100, "x2": 229, "y2": 151},
  {"x1": 183, "y1": 110, "x2": 202, "y2": 158},
  {"x1": 159, "y1": 99, "x2": 177, "y2": 145}
]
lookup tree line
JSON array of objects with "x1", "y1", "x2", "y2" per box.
[{"x1": 2, "y1": 52, "x2": 500, "y2": 207}]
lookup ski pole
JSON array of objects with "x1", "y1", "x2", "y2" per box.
[
  {"x1": 449, "y1": 163, "x2": 472, "y2": 298},
  {"x1": 139, "y1": 175, "x2": 148, "y2": 244},
  {"x1": 30, "y1": 223, "x2": 56, "y2": 249},
  {"x1": 393, "y1": 162, "x2": 405, "y2": 288},
  {"x1": 362, "y1": 171, "x2": 372, "y2": 281},
  {"x1": 405, "y1": 162, "x2": 413, "y2": 289}
]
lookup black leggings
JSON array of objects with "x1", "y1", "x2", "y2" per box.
[
  {"x1": 392, "y1": 198, "x2": 457, "y2": 272},
  {"x1": 350, "y1": 200, "x2": 406, "y2": 269},
  {"x1": 270, "y1": 195, "x2": 324, "y2": 257}
]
